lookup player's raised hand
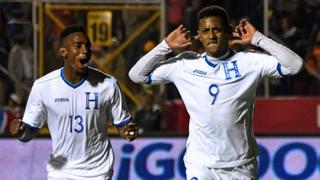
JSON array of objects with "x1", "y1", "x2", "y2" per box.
[
  {"x1": 165, "y1": 25, "x2": 198, "y2": 50},
  {"x1": 230, "y1": 19, "x2": 256, "y2": 46}
]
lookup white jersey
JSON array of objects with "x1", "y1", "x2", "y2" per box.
[
  {"x1": 22, "y1": 67, "x2": 131, "y2": 179},
  {"x1": 129, "y1": 32, "x2": 303, "y2": 168},
  {"x1": 147, "y1": 47, "x2": 281, "y2": 168}
]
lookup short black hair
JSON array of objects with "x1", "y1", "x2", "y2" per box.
[
  {"x1": 197, "y1": 6, "x2": 231, "y2": 29},
  {"x1": 59, "y1": 24, "x2": 87, "y2": 44}
]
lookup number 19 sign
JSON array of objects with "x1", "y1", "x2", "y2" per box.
[{"x1": 87, "y1": 11, "x2": 112, "y2": 46}]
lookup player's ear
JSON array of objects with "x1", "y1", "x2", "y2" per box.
[{"x1": 59, "y1": 47, "x2": 68, "y2": 59}]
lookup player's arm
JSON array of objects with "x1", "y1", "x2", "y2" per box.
[
  {"x1": 231, "y1": 19, "x2": 303, "y2": 75},
  {"x1": 10, "y1": 119, "x2": 38, "y2": 142},
  {"x1": 129, "y1": 25, "x2": 196, "y2": 83},
  {"x1": 117, "y1": 122, "x2": 138, "y2": 142}
]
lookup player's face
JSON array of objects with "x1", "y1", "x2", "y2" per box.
[
  {"x1": 63, "y1": 32, "x2": 92, "y2": 74},
  {"x1": 198, "y1": 16, "x2": 230, "y2": 57}
]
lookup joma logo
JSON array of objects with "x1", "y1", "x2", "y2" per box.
[
  {"x1": 54, "y1": 98, "x2": 69, "y2": 102},
  {"x1": 193, "y1": 69, "x2": 207, "y2": 75}
]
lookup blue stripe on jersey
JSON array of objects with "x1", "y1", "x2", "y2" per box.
[
  {"x1": 277, "y1": 63, "x2": 285, "y2": 77},
  {"x1": 60, "y1": 68, "x2": 86, "y2": 88},
  {"x1": 146, "y1": 73, "x2": 152, "y2": 84},
  {"x1": 204, "y1": 55, "x2": 218, "y2": 68},
  {"x1": 25, "y1": 123, "x2": 40, "y2": 132},
  {"x1": 114, "y1": 117, "x2": 131, "y2": 127}
]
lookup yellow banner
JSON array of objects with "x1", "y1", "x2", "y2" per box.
[{"x1": 87, "y1": 11, "x2": 112, "y2": 46}]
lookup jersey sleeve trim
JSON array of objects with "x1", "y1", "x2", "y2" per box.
[
  {"x1": 276, "y1": 63, "x2": 286, "y2": 77},
  {"x1": 146, "y1": 73, "x2": 152, "y2": 84},
  {"x1": 25, "y1": 122, "x2": 40, "y2": 132},
  {"x1": 113, "y1": 117, "x2": 131, "y2": 127}
]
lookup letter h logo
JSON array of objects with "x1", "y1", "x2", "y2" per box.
[
  {"x1": 222, "y1": 60, "x2": 241, "y2": 80},
  {"x1": 85, "y1": 92, "x2": 99, "y2": 109}
]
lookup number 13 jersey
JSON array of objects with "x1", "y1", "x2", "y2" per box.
[{"x1": 22, "y1": 67, "x2": 131, "y2": 179}]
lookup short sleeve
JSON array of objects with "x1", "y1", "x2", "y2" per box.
[
  {"x1": 109, "y1": 80, "x2": 131, "y2": 126},
  {"x1": 22, "y1": 81, "x2": 46, "y2": 128}
]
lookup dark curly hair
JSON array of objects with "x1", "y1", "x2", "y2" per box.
[
  {"x1": 59, "y1": 24, "x2": 86, "y2": 44},
  {"x1": 197, "y1": 6, "x2": 231, "y2": 30}
]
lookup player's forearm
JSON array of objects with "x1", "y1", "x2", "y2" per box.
[
  {"x1": 17, "y1": 127, "x2": 37, "y2": 142},
  {"x1": 10, "y1": 119, "x2": 38, "y2": 143},
  {"x1": 13, "y1": 124, "x2": 37, "y2": 143},
  {"x1": 129, "y1": 40, "x2": 172, "y2": 83},
  {"x1": 251, "y1": 31, "x2": 303, "y2": 75}
]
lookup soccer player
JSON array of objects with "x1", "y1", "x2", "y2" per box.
[
  {"x1": 10, "y1": 25, "x2": 138, "y2": 180},
  {"x1": 129, "y1": 6, "x2": 303, "y2": 179}
]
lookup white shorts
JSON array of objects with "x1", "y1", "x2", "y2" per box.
[{"x1": 185, "y1": 159, "x2": 258, "y2": 180}]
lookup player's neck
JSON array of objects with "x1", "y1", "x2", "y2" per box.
[
  {"x1": 206, "y1": 49, "x2": 233, "y2": 61},
  {"x1": 218, "y1": 49, "x2": 233, "y2": 59},
  {"x1": 63, "y1": 68, "x2": 87, "y2": 84}
]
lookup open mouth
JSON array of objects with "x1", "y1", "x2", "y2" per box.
[
  {"x1": 79, "y1": 58, "x2": 89, "y2": 67},
  {"x1": 80, "y1": 59, "x2": 88, "y2": 64}
]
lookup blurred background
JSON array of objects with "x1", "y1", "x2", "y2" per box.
[{"x1": 0, "y1": 0, "x2": 320, "y2": 179}]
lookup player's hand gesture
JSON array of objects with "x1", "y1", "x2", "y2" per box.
[
  {"x1": 117, "y1": 122, "x2": 139, "y2": 142},
  {"x1": 230, "y1": 19, "x2": 256, "y2": 46},
  {"x1": 165, "y1": 25, "x2": 198, "y2": 50}
]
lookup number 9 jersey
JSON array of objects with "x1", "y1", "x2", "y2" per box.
[{"x1": 143, "y1": 40, "x2": 285, "y2": 168}]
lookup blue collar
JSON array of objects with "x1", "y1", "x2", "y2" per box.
[
  {"x1": 60, "y1": 68, "x2": 86, "y2": 89},
  {"x1": 203, "y1": 50, "x2": 234, "y2": 68},
  {"x1": 204, "y1": 55, "x2": 219, "y2": 68}
]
